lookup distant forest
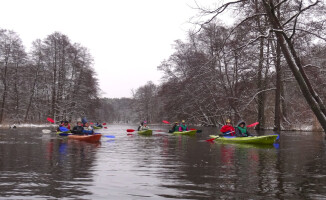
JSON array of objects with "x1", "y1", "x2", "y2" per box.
[{"x1": 1, "y1": 1, "x2": 326, "y2": 132}]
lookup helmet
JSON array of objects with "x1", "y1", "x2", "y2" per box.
[
  {"x1": 226, "y1": 119, "x2": 231, "y2": 123},
  {"x1": 182, "y1": 120, "x2": 185, "y2": 123}
]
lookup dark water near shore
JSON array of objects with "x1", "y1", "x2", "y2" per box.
[{"x1": 0, "y1": 125, "x2": 325, "y2": 199}]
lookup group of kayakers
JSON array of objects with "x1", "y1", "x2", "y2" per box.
[
  {"x1": 136, "y1": 119, "x2": 252, "y2": 137},
  {"x1": 220, "y1": 119, "x2": 252, "y2": 137},
  {"x1": 170, "y1": 120, "x2": 189, "y2": 132},
  {"x1": 58, "y1": 119, "x2": 103, "y2": 135}
]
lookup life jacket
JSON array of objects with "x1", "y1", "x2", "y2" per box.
[{"x1": 180, "y1": 124, "x2": 188, "y2": 131}]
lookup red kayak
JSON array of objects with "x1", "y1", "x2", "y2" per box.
[{"x1": 68, "y1": 134, "x2": 102, "y2": 142}]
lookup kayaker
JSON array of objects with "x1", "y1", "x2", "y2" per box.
[
  {"x1": 96, "y1": 122, "x2": 103, "y2": 128},
  {"x1": 137, "y1": 122, "x2": 144, "y2": 131},
  {"x1": 84, "y1": 122, "x2": 93, "y2": 132},
  {"x1": 72, "y1": 121, "x2": 93, "y2": 135},
  {"x1": 57, "y1": 120, "x2": 70, "y2": 131},
  {"x1": 220, "y1": 119, "x2": 235, "y2": 136},
  {"x1": 139, "y1": 121, "x2": 150, "y2": 130},
  {"x1": 170, "y1": 122, "x2": 179, "y2": 133},
  {"x1": 235, "y1": 120, "x2": 252, "y2": 137},
  {"x1": 179, "y1": 120, "x2": 189, "y2": 132},
  {"x1": 71, "y1": 121, "x2": 85, "y2": 135},
  {"x1": 63, "y1": 121, "x2": 71, "y2": 130}
]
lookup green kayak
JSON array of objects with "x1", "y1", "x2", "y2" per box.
[
  {"x1": 93, "y1": 126, "x2": 102, "y2": 129},
  {"x1": 209, "y1": 135, "x2": 278, "y2": 145},
  {"x1": 56, "y1": 130, "x2": 71, "y2": 135},
  {"x1": 173, "y1": 130, "x2": 197, "y2": 136},
  {"x1": 138, "y1": 129, "x2": 153, "y2": 136}
]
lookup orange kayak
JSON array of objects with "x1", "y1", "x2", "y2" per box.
[{"x1": 68, "y1": 134, "x2": 102, "y2": 142}]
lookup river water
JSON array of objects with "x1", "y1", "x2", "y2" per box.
[{"x1": 0, "y1": 125, "x2": 325, "y2": 199}]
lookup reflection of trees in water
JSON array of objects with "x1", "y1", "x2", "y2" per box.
[
  {"x1": 274, "y1": 132, "x2": 326, "y2": 199},
  {"x1": 154, "y1": 131, "x2": 326, "y2": 199},
  {"x1": 0, "y1": 128, "x2": 99, "y2": 199},
  {"x1": 155, "y1": 134, "x2": 281, "y2": 199}
]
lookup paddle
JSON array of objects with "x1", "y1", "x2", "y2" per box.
[
  {"x1": 206, "y1": 136, "x2": 219, "y2": 142},
  {"x1": 104, "y1": 135, "x2": 115, "y2": 138},
  {"x1": 59, "y1": 126, "x2": 70, "y2": 132},
  {"x1": 42, "y1": 129, "x2": 52, "y2": 134},
  {"x1": 47, "y1": 117, "x2": 55, "y2": 123},
  {"x1": 59, "y1": 133, "x2": 70, "y2": 136},
  {"x1": 247, "y1": 122, "x2": 259, "y2": 128},
  {"x1": 103, "y1": 123, "x2": 107, "y2": 125},
  {"x1": 127, "y1": 129, "x2": 135, "y2": 132},
  {"x1": 162, "y1": 120, "x2": 170, "y2": 124}
]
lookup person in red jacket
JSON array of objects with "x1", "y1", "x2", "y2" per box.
[{"x1": 220, "y1": 119, "x2": 235, "y2": 136}]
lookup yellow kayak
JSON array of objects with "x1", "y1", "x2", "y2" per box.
[{"x1": 209, "y1": 135, "x2": 279, "y2": 145}]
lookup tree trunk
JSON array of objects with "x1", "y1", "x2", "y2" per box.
[
  {"x1": 256, "y1": 1, "x2": 265, "y2": 130},
  {"x1": 274, "y1": 40, "x2": 282, "y2": 132},
  {"x1": 24, "y1": 62, "x2": 41, "y2": 122},
  {"x1": 0, "y1": 60, "x2": 8, "y2": 124},
  {"x1": 262, "y1": 0, "x2": 326, "y2": 132}
]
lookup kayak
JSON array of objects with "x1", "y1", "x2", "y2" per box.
[
  {"x1": 209, "y1": 135, "x2": 279, "y2": 145},
  {"x1": 138, "y1": 129, "x2": 153, "y2": 136},
  {"x1": 173, "y1": 130, "x2": 197, "y2": 136},
  {"x1": 56, "y1": 131, "x2": 71, "y2": 135},
  {"x1": 93, "y1": 126, "x2": 102, "y2": 129},
  {"x1": 68, "y1": 134, "x2": 102, "y2": 142}
]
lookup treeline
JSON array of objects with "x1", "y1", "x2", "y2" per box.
[
  {"x1": 129, "y1": 1, "x2": 326, "y2": 131},
  {"x1": 0, "y1": 29, "x2": 99, "y2": 124}
]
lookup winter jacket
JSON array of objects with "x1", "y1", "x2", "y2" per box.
[
  {"x1": 179, "y1": 124, "x2": 188, "y2": 131},
  {"x1": 235, "y1": 120, "x2": 252, "y2": 137},
  {"x1": 220, "y1": 125, "x2": 235, "y2": 136}
]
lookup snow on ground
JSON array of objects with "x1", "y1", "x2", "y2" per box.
[{"x1": 0, "y1": 124, "x2": 58, "y2": 128}]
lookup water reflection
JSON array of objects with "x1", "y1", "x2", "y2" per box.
[
  {"x1": 0, "y1": 127, "x2": 326, "y2": 199},
  {"x1": 0, "y1": 128, "x2": 100, "y2": 199}
]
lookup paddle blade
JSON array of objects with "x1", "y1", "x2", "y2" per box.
[
  {"x1": 190, "y1": 128, "x2": 197, "y2": 130},
  {"x1": 105, "y1": 135, "x2": 115, "y2": 138},
  {"x1": 59, "y1": 126, "x2": 69, "y2": 132},
  {"x1": 127, "y1": 129, "x2": 135, "y2": 132},
  {"x1": 206, "y1": 138, "x2": 215, "y2": 142},
  {"x1": 42, "y1": 129, "x2": 51, "y2": 134},
  {"x1": 90, "y1": 122, "x2": 94, "y2": 125},
  {"x1": 162, "y1": 120, "x2": 170, "y2": 124},
  {"x1": 102, "y1": 123, "x2": 107, "y2": 125},
  {"x1": 247, "y1": 122, "x2": 259, "y2": 128},
  {"x1": 104, "y1": 127, "x2": 108, "y2": 129},
  {"x1": 47, "y1": 117, "x2": 55, "y2": 123}
]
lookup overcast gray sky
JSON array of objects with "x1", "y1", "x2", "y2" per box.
[{"x1": 0, "y1": 0, "x2": 221, "y2": 98}]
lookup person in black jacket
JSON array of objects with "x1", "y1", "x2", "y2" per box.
[{"x1": 71, "y1": 121, "x2": 85, "y2": 135}]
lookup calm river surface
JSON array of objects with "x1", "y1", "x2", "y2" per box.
[{"x1": 0, "y1": 125, "x2": 325, "y2": 199}]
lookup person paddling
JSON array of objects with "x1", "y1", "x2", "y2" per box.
[
  {"x1": 220, "y1": 119, "x2": 235, "y2": 136},
  {"x1": 137, "y1": 122, "x2": 144, "y2": 131},
  {"x1": 179, "y1": 120, "x2": 189, "y2": 132},
  {"x1": 139, "y1": 121, "x2": 150, "y2": 131},
  {"x1": 235, "y1": 120, "x2": 252, "y2": 137},
  {"x1": 71, "y1": 121, "x2": 93, "y2": 135},
  {"x1": 71, "y1": 121, "x2": 85, "y2": 135},
  {"x1": 169, "y1": 122, "x2": 179, "y2": 133}
]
